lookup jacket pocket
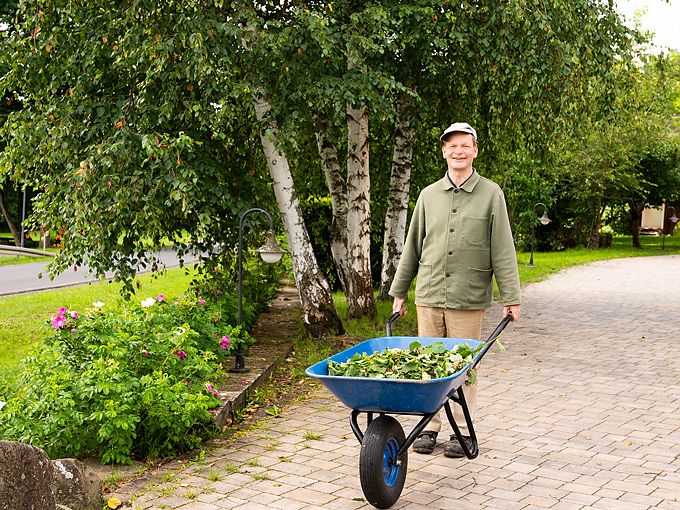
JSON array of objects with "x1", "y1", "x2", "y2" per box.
[
  {"x1": 462, "y1": 216, "x2": 490, "y2": 247},
  {"x1": 466, "y1": 267, "x2": 493, "y2": 305},
  {"x1": 415, "y1": 262, "x2": 432, "y2": 298}
]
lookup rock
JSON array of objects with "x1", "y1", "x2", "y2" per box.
[
  {"x1": 0, "y1": 442, "x2": 103, "y2": 510},
  {"x1": 0, "y1": 440, "x2": 56, "y2": 510},
  {"x1": 52, "y1": 458, "x2": 103, "y2": 510}
]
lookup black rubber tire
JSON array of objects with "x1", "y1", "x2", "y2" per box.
[{"x1": 359, "y1": 415, "x2": 408, "y2": 509}]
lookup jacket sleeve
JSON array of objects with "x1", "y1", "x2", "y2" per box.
[
  {"x1": 389, "y1": 194, "x2": 425, "y2": 298},
  {"x1": 490, "y1": 189, "x2": 521, "y2": 306}
]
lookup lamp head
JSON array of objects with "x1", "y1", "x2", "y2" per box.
[
  {"x1": 539, "y1": 211, "x2": 551, "y2": 226},
  {"x1": 258, "y1": 231, "x2": 284, "y2": 264}
]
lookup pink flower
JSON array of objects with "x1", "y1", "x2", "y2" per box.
[
  {"x1": 70, "y1": 328, "x2": 77, "y2": 333},
  {"x1": 174, "y1": 350, "x2": 187, "y2": 359},
  {"x1": 205, "y1": 383, "x2": 214, "y2": 392},
  {"x1": 157, "y1": 294, "x2": 166, "y2": 303},
  {"x1": 141, "y1": 349, "x2": 149, "y2": 358},
  {"x1": 198, "y1": 299, "x2": 206, "y2": 306},
  {"x1": 183, "y1": 380, "x2": 190, "y2": 385},
  {"x1": 220, "y1": 335, "x2": 230, "y2": 349},
  {"x1": 213, "y1": 267, "x2": 219, "y2": 274},
  {"x1": 70, "y1": 311, "x2": 78, "y2": 319},
  {"x1": 51, "y1": 315, "x2": 66, "y2": 331}
]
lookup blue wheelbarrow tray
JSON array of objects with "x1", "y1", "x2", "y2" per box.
[{"x1": 305, "y1": 335, "x2": 484, "y2": 415}]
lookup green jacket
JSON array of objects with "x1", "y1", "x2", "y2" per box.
[{"x1": 389, "y1": 171, "x2": 521, "y2": 309}]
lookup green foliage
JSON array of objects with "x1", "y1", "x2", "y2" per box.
[
  {"x1": 0, "y1": 292, "x2": 254, "y2": 464},
  {"x1": 299, "y1": 197, "x2": 339, "y2": 290},
  {"x1": 327, "y1": 340, "x2": 480, "y2": 381},
  {"x1": 0, "y1": 0, "x2": 276, "y2": 294}
]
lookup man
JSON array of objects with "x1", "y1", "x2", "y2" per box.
[{"x1": 389, "y1": 122, "x2": 521, "y2": 458}]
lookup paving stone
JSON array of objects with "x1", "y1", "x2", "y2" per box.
[{"x1": 107, "y1": 256, "x2": 680, "y2": 509}]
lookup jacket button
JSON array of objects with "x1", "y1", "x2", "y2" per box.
[
  {"x1": 449, "y1": 228, "x2": 454, "y2": 233},
  {"x1": 445, "y1": 273, "x2": 451, "y2": 278},
  {"x1": 452, "y1": 209, "x2": 458, "y2": 213},
  {"x1": 454, "y1": 189, "x2": 459, "y2": 193},
  {"x1": 448, "y1": 251, "x2": 453, "y2": 255}
]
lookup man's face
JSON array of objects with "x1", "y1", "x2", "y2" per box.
[{"x1": 441, "y1": 132, "x2": 478, "y2": 173}]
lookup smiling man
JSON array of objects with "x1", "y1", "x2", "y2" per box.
[{"x1": 389, "y1": 122, "x2": 521, "y2": 458}]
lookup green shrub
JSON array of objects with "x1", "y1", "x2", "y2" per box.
[{"x1": 0, "y1": 292, "x2": 254, "y2": 464}]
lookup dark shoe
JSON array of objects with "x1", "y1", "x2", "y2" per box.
[
  {"x1": 443, "y1": 435, "x2": 472, "y2": 458},
  {"x1": 412, "y1": 431, "x2": 438, "y2": 454}
]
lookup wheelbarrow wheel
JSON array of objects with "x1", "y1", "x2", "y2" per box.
[{"x1": 359, "y1": 415, "x2": 408, "y2": 509}]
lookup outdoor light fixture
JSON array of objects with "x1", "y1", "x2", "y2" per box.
[
  {"x1": 528, "y1": 202, "x2": 551, "y2": 268},
  {"x1": 662, "y1": 205, "x2": 678, "y2": 252},
  {"x1": 231, "y1": 207, "x2": 284, "y2": 373},
  {"x1": 258, "y1": 230, "x2": 284, "y2": 264}
]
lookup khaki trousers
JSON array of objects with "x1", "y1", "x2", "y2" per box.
[{"x1": 416, "y1": 306, "x2": 485, "y2": 436}]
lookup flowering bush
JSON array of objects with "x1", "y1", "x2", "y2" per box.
[{"x1": 0, "y1": 290, "x2": 258, "y2": 464}]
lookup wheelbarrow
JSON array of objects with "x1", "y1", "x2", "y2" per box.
[{"x1": 306, "y1": 312, "x2": 512, "y2": 509}]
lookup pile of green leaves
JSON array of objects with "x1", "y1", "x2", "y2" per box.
[{"x1": 327, "y1": 341, "x2": 482, "y2": 381}]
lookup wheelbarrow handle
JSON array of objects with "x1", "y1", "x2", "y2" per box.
[
  {"x1": 470, "y1": 313, "x2": 513, "y2": 370},
  {"x1": 386, "y1": 312, "x2": 402, "y2": 337}
]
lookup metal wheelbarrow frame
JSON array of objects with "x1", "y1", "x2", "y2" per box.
[{"x1": 306, "y1": 312, "x2": 512, "y2": 509}]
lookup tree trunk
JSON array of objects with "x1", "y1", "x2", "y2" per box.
[
  {"x1": 345, "y1": 102, "x2": 376, "y2": 319},
  {"x1": 587, "y1": 200, "x2": 603, "y2": 249},
  {"x1": 0, "y1": 190, "x2": 21, "y2": 246},
  {"x1": 252, "y1": 91, "x2": 344, "y2": 337},
  {"x1": 378, "y1": 95, "x2": 415, "y2": 301},
  {"x1": 629, "y1": 201, "x2": 644, "y2": 249},
  {"x1": 312, "y1": 113, "x2": 351, "y2": 295}
]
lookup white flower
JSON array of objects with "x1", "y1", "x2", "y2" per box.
[
  {"x1": 0, "y1": 401, "x2": 5, "y2": 411},
  {"x1": 175, "y1": 326, "x2": 186, "y2": 336},
  {"x1": 92, "y1": 301, "x2": 105, "y2": 308},
  {"x1": 140, "y1": 297, "x2": 156, "y2": 308}
]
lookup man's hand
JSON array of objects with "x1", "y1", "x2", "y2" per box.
[
  {"x1": 392, "y1": 297, "x2": 407, "y2": 316},
  {"x1": 503, "y1": 304, "x2": 521, "y2": 321}
]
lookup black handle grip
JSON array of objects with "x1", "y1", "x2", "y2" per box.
[
  {"x1": 386, "y1": 312, "x2": 402, "y2": 337},
  {"x1": 470, "y1": 313, "x2": 513, "y2": 370}
]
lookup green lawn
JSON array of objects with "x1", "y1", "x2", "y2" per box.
[
  {"x1": 0, "y1": 266, "x2": 197, "y2": 378},
  {"x1": 0, "y1": 253, "x2": 56, "y2": 266}
]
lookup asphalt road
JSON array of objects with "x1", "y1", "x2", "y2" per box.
[{"x1": 0, "y1": 247, "x2": 200, "y2": 296}]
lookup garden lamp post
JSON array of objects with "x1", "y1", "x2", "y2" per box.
[
  {"x1": 230, "y1": 207, "x2": 284, "y2": 373},
  {"x1": 662, "y1": 205, "x2": 678, "y2": 252},
  {"x1": 528, "y1": 202, "x2": 551, "y2": 268}
]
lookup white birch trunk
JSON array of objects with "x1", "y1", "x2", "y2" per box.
[
  {"x1": 378, "y1": 95, "x2": 415, "y2": 300},
  {"x1": 312, "y1": 113, "x2": 351, "y2": 294},
  {"x1": 252, "y1": 91, "x2": 343, "y2": 336},
  {"x1": 345, "y1": 102, "x2": 376, "y2": 318}
]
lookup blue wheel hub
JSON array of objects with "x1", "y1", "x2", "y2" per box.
[{"x1": 382, "y1": 438, "x2": 400, "y2": 487}]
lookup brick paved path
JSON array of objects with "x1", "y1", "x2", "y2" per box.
[{"x1": 124, "y1": 256, "x2": 680, "y2": 510}]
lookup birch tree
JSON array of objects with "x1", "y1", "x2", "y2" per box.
[{"x1": 252, "y1": 91, "x2": 343, "y2": 335}]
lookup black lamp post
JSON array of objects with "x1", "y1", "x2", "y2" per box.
[
  {"x1": 528, "y1": 202, "x2": 551, "y2": 268},
  {"x1": 662, "y1": 205, "x2": 678, "y2": 252},
  {"x1": 230, "y1": 207, "x2": 284, "y2": 373}
]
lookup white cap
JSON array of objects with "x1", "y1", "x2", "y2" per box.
[{"x1": 440, "y1": 122, "x2": 477, "y2": 142}]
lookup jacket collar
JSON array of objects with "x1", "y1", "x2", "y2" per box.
[{"x1": 441, "y1": 169, "x2": 480, "y2": 192}]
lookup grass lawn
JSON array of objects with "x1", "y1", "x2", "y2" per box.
[
  {"x1": 0, "y1": 252, "x2": 56, "y2": 266},
  {"x1": 0, "y1": 266, "x2": 198, "y2": 378}
]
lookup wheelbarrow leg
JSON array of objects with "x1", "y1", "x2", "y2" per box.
[
  {"x1": 444, "y1": 387, "x2": 479, "y2": 459},
  {"x1": 350, "y1": 410, "x2": 437, "y2": 457}
]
